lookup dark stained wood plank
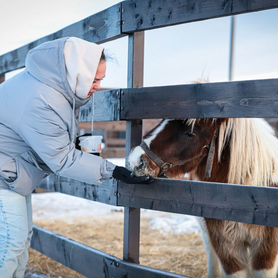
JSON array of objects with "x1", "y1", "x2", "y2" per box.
[
  {"x1": 124, "y1": 207, "x2": 141, "y2": 263},
  {"x1": 38, "y1": 175, "x2": 117, "y2": 206},
  {"x1": 38, "y1": 174, "x2": 278, "y2": 227},
  {"x1": 75, "y1": 79, "x2": 278, "y2": 122},
  {"x1": 118, "y1": 179, "x2": 278, "y2": 227},
  {"x1": 79, "y1": 90, "x2": 120, "y2": 122},
  {"x1": 0, "y1": 3, "x2": 122, "y2": 75},
  {"x1": 31, "y1": 226, "x2": 188, "y2": 278},
  {"x1": 120, "y1": 79, "x2": 278, "y2": 119},
  {"x1": 124, "y1": 32, "x2": 145, "y2": 264},
  {"x1": 122, "y1": 0, "x2": 278, "y2": 32},
  {"x1": 10, "y1": 77, "x2": 273, "y2": 123}
]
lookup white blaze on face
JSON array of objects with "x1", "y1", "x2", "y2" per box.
[
  {"x1": 127, "y1": 120, "x2": 170, "y2": 171},
  {"x1": 144, "y1": 120, "x2": 170, "y2": 147},
  {"x1": 127, "y1": 146, "x2": 145, "y2": 171}
]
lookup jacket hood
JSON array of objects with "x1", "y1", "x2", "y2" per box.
[{"x1": 25, "y1": 37, "x2": 104, "y2": 108}]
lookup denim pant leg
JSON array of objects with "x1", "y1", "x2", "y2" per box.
[
  {"x1": 14, "y1": 195, "x2": 33, "y2": 278},
  {"x1": 0, "y1": 189, "x2": 29, "y2": 278}
]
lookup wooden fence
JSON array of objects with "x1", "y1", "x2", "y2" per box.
[{"x1": 0, "y1": 1, "x2": 277, "y2": 277}]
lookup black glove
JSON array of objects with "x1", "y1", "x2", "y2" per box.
[{"x1": 112, "y1": 166, "x2": 154, "y2": 184}]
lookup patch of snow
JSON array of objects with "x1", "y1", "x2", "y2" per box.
[
  {"x1": 32, "y1": 192, "x2": 200, "y2": 234},
  {"x1": 144, "y1": 211, "x2": 201, "y2": 235},
  {"x1": 32, "y1": 192, "x2": 121, "y2": 223}
]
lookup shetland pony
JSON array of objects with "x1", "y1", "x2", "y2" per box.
[{"x1": 127, "y1": 118, "x2": 278, "y2": 278}]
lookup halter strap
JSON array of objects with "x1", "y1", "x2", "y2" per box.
[
  {"x1": 204, "y1": 130, "x2": 217, "y2": 179},
  {"x1": 140, "y1": 131, "x2": 217, "y2": 178},
  {"x1": 140, "y1": 142, "x2": 173, "y2": 174},
  {"x1": 140, "y1": 141, "x2": 209, "y2": 176}
]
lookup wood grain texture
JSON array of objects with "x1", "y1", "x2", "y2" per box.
[
  {"x1": 120, "y1": 79, "x2": 278, "y2": 119},
  {"x1": 118, "y1": 179, "x2": 278, "y2": 227},
  {"x1": 122, "y1": 0, "x2": 278, "y2": 32},
  {"x1": 123, "y1": 32, "x2": 145, "y2": 264},
  {"x1": 38, "y1": 175, "x2": 278, "y2": 227},
  {"x1": 38, "y1": 175, "x2": 117, "y2": 206},
  {"x1": 73, "y1": 79, "x2": 278, "y2": 122},
  {"x1": 0, "y1": 3, "x2": 122, "y2": 75},
  {"x1": 1, "y1": 1, "x2": 277, "y2": 74},
  {"x1": 31, "y1": 226, "x2": 187, "y2": 278}
]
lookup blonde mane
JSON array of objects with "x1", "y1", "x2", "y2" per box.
[
  {"x1": 218, "y1": 118, "x2": 278, "y2": 187},
  {"x1": 187, "y1": 118, "x2": 278, "y2": 187}
]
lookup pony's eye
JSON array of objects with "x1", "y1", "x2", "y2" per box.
[{"x1": 186, "y1": 132, "x2": 196, "y2": 137}]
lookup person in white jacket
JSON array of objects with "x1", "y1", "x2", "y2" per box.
[{"x1": 0, "y1": 37, "x2": 152, "y2": 278}]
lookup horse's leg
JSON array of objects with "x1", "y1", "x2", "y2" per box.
[
  {"x1": 213, "y1": 244, "x2": 249, "y2": 278},
  {"x1": 205, "y1": 219, "x2": 249, "y2": 278},
  {"x1": 198, "y1": 218, "x2": 222, "y2": 277},
  {"x1": 206, "y1": 238, "x2": 223, "y2": 278},
  {"x1": 251, "y1": 254, "x2": 278, "y2": 278},
  {"x1": 250, "y1": 228, "x2": 278, "y2": 278},
  {"x1": 223, "y1": 271, "x2": 249, "y2": 278},
  {"x1": 214, "y1": 246, "x2": 249, "y2": 278}
]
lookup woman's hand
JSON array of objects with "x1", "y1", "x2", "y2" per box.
[{"x1": 112, "y1": 166, "x2": 154, "y2": 184}]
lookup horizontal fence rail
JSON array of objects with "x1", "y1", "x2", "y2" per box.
[
  {"x1": 31, "y1": 226, "x2": 187, "y2": 278},
  {"x1": 38, "y1": 177, "x2": 278, "y2": 227},
  {"x1": 118, "y1": 180, "x2": 278, "y2": 228},
  {"x1": 0, "y1": 3, "x2": 122, "y2": 75},
  {"x1": 79, "y1": 79, "x2": 278, "y2": 121},
  {"x1": 120, "y1": 79, "x2": 278, "y2": 119},
  {"x1": 122, "y1": 0, "x2": 278, "y2": 32},
  {"x1": 39, "y1": 176, "x2": 118, "y2": 206},
  {"x1": 0, "y1": 1, "x2": 277, "y2": 75}
]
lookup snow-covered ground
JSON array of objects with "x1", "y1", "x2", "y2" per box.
[
  {"x1": 32, "y1": 158, "x2": 201, "y2": 235},
  {"x1": 32, "y1": 193, "x2": 201, "y2": 235}
]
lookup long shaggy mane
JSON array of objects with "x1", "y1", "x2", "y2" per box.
[{"x1": 187, "y1": 119, "x2": 278, "y2": 187}]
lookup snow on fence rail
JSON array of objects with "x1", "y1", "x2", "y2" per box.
[{"x1": 0, "y1": 0, "x2": 277, "y2": 277}]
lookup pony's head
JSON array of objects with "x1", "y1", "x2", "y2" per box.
[
  {"x1": 128, "y1": 118, "x2": 278, "y2": 187},
  {"x1": 127, "y1": 119, "x2": 219, "y2": 177}
]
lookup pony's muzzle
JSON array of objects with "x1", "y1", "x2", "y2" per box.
[{"x1": 133, "y1": 158, "x2": 147, "y2": 176}]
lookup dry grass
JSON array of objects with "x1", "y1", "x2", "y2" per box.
[{"x1": 29, "y1": 216, "x2": 207, "y2": 278}]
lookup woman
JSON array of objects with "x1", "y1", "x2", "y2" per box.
[{"x1": 0, "y1": 37, "x2": 151, "y2": 278}]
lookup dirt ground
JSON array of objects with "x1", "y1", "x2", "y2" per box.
[{"x1": 29, "y1": 215, "x2": 207, "y2": 278}]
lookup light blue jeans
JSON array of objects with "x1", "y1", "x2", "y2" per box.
[{"x1": 0, "y1": 189, "x2": 32, "y2": 278}]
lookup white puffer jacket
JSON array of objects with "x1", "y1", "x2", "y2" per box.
[{"x1": 0, "y1": 37, "x2": 115, "y2": 196}]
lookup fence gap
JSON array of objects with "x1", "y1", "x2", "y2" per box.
[{"x1": 123, "y1": 31, "x2": 145, "y2": 264}]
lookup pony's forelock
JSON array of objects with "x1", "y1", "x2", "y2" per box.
[{"x1": 186, "y1": 119, "x2": 216, "y2": 133}]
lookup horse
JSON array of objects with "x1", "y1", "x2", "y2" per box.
[{"x1": 127, "y1": 118, "x2": 278, "y2": 278}]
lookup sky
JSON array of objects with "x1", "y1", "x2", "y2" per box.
[{"x1": 0, "y1": 1, "x2": 277, "y2": 88}]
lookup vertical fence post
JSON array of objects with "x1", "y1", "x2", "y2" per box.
[
  {"x1": 228, "y1": 16, "x2": 236, "y2": 81},
  {"x1": 123, "y1": 31, "x2": 144, "y2": 264}
]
